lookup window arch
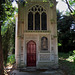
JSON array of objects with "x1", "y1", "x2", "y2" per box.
[
  {"x1": 41, "y1": 37, "x2": 48, "y2": 50},
  {"x1": 28, "y1": 12, "x2": 33, "y2": 30},
  {"x1": 28, "y1": 5, "x2": 47, "y2": 30},
  {"x1": 41, "y1": 12, "x2": 47, "y2": 30}
]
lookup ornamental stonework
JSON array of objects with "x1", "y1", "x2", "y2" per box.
[{"x1": 40, "y1": 54, "x2": 50, "y2": 61}]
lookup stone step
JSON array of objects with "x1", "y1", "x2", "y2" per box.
[{"x1": 19, "y1": 67, "x2": 36, "y2": 72}]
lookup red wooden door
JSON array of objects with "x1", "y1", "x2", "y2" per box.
[{"x1": 27, "y1": 41, "x2": 36, "y2": 67}]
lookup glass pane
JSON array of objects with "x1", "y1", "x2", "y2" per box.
[
  {"x1": 28, "y1": 12, "x2": 33, "y2": 30},
  {"x1": 35, "y1": 12, "x2": 40, "y2": 30},
  {"x1": 41, "y1": 12, "x2": 47, "y2": 30}
]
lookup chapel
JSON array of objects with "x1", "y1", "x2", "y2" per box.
[{"x1": 15, "y1": 0, "x2": 58, "y2": 69}]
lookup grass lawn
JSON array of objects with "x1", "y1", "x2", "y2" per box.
[{"x1": 59, "y1": 52, "x2": 75, "y2": 75}]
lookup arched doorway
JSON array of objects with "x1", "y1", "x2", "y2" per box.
[{"x1": 27, "y1": 40, "x2": 36, "y2": 67}]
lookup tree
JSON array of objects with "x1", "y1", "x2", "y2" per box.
[
  {"x1": 57, "y1": 10, "x2": 75, "y2": 52},
  {"x1": 62, "y1": 0, "x2": 75, "y2": 19},
  {"x1": 0, "y1": 23, "x2": 4, "y2": 74},
  {"x1": 2, "y1": 19, "x2": 15, "y2": 66},
  {"x1": 1, "y1": 2, "x2": 16, "y2": 66},
  {"x1": 0, "y1": 0, "x2": 16, "y2": 74},
  {"x1": 0, "y1": 0, "x2": 6, "y2": 74}
]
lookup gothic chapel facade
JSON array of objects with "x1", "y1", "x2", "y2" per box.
[{"x1": 15, "y1": 0, "x2": 58, "y2": 69}]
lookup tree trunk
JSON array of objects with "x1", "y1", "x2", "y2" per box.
[{"x1": 0, "y1": 23, "x2": 4, "y2": 75}]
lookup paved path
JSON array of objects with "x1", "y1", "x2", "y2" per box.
[{"x1": 10, "y1": 69, "x2": 65, "y2": 75}]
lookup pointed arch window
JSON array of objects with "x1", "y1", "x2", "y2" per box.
[
  {"x1": 28, "y1": 12, "x2": 33, "y2": 30},
  {"x1": 35, "y1": 12, "x2": 40, "y2": 30},
  {"x1": 41, "y1": 12, "x2": 47, "y2": 30},
  {"x1": 28, "y1": 5, "x2": 47, "y2": 30}
]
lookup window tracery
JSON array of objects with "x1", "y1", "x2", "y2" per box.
[{"x1": 28, "y1": 5, "x2": 47, "y2": 30}]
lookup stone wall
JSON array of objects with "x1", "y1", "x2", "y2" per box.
[{"x1": 15, "y1": 0, "x2": 58, "y2": 69}]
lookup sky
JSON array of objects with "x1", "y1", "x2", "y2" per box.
[
  {"x1": 12, "y1": 0, "x2": 68, "y2": 13},
  {"x1": 56, "y1": 0, "x2": 68, "y2": 12}
]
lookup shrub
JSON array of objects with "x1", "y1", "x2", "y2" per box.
[
  {"x1": 66, "y1": 50, "x2": 75, "y2": 63},
  {"x1": 7, "y1": 54, "x2": 15, "y2": 65}
]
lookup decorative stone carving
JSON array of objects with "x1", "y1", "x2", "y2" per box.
[
  {"x1": 41, "y1": 37, "x2": 48, "y2": 50},
  {"x1": 28, "y1": 5, "x2": 46, "y2": 12},
  {"x1": 40, "y1": 54, "x2": 50, "y2": 61}
]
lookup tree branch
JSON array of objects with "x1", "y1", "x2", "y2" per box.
[{"x1": 65, "y1": 0, "x2": 74, "y2": 13}]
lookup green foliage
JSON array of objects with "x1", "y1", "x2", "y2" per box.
[
  {"x1": 43, "y1": 0, "x2": 47, "y2": 2},
  {"x1": 73, "y1": 50, "x2": 75, "y2": 54},
  {"x1": 66, "y1": 50, "x2": 75, "y2": 63},
  {"x1": 66, "y1": 56, "x2": 74, "y2": 62},
  {"x1": 50, "y1": 3, "x2": 54, "y2": 7},
  {"x1": 59, "y1": 52, "x2": 69, "y2": 58},
  {"x1": 69, "y1": 51, "x2": 73, "y2": 56},
  {"x1": 72, "y1": 50, "x2": 75, "y2": 63},
  {"x1": 62, "y1": 0, "x2": 75, "y2": 17},
  {"x1": 69, "y1": 0, "x2": 75, "y2": 5},
  {"x1": 57, "y1": 10, "x2": 75, "y2": 52},
  {"x1": 0, "y1": 1, "x2": 17, "y2": 66},
  {"x1": 69, "y1": 0, "x2": 75, "y2": 17},
  {"x1": 7, "y1": 54, "x2": 15, "y2": 65},
  {"x1": 58, "y1": 43, "x2": 62, "y2": 46},
  {"x1": 59, "y1": 52, "x2": 75, "y2": 75}
]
